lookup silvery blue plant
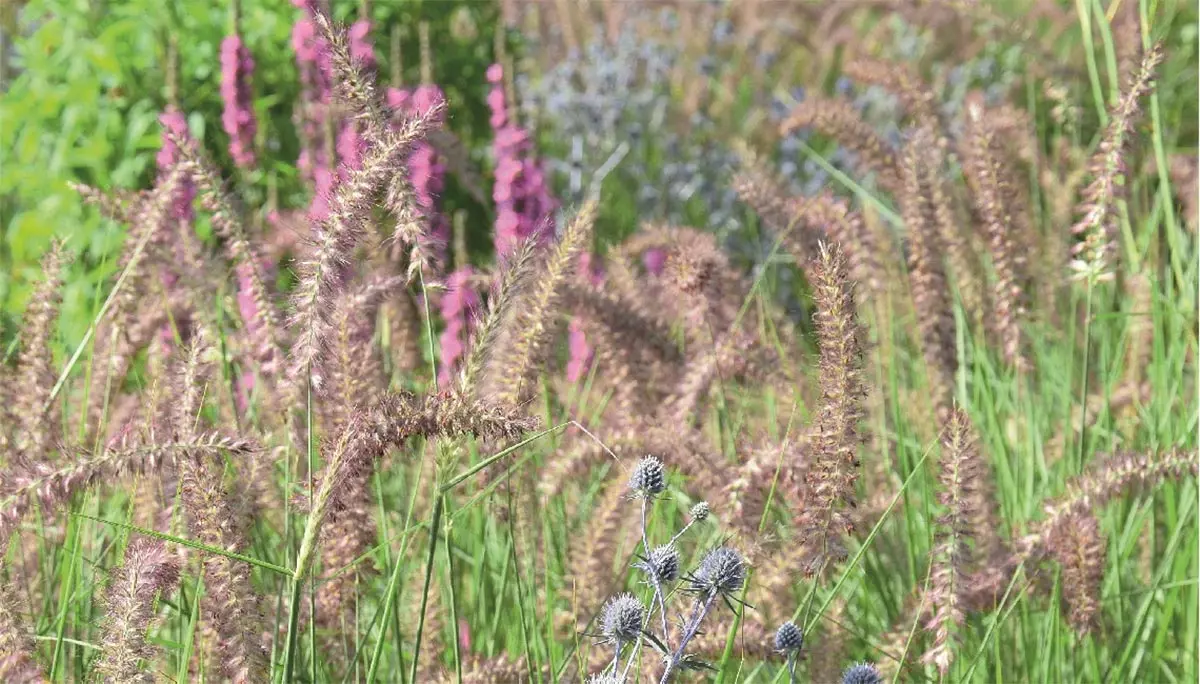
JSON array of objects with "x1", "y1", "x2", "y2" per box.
[{"x1": 588, "y1": 453, "x2": 735, "y2": 682}]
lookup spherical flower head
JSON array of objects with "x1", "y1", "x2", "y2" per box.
[
  {"x1": 690, "y1": 546, "x2": 745, "y2": 597},
  {"x1": 841, "y1": 662, "x2": 882, "y2": 684},
  {"x1": 600, "y1": 593, "x2": 644, "y2": 644},
  {"x1": 689, "y1": 501, "x2": 710, "y2": 523},
  {"x1": 628, "y1": 456, "x2": 666, "y2": 498},
  {"x1": 637, "y1": 544, "x2": 680, "y2": 583},
  {"x1": 774, "y1": 621, "x2": 803, "y2": 653},
  {"x1": 587, "y1": 673, "x2": 624, "y2": 684}
]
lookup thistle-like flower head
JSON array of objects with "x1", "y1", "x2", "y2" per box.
[
  {"x1": 600, "y1": 593, "x2": 644, "y2": 644},
  {"x1": 841, "y1": 662, "x2": 883, "y2": 684},
  {"x1": 689, "y1": 501, "x2": 710, "y2": 522},
  {"x1": 774, "y1": 621, "x2": 803, "y2": 653},
  {"x1": 628, "y1": 455, "x2": 666, "y2": 498},
  {"x1": 636, "y1": 543, "x2": 680, "y2": 584},
  {"x1": 688, "y1": 546, "x2": 746, "y2": 597}
]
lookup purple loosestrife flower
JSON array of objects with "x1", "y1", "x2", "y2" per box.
[
  {"x1": 388, "y1": 85, "x2": 450, "y2": 270},
  {"x1": 156, "y1": 108, "x2": 196, "y2": 225},
  {"x1": 487, "y1": 63, "x2": 557, "y2": 260},
  {"x1": 438, "y1": 267, "x2": 479, "y2": 386},
  {"x1": 219, "y1": 34, "x2": 256, "y2": 168},
  {"x1": 348, "y1": 20, "x2": 376, "y2": 73},
  {"x1": 155, "y1": 108, "x2": 196, "y2": 351},
  {"x1": 291, "y1": 1, "x2": 335, "y2": 216},
  {"x1": 335, "y1": 19, "x2": 375, "y2": 180}
]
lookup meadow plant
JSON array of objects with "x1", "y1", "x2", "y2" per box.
[{"x1": 0, "y1": 3, "x2": 1195, "y2": 683}]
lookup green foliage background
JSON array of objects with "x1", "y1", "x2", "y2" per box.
[{"x1": 0, "y1": 0, "x2": 505, "y2": 347}]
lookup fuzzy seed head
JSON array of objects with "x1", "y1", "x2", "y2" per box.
[
  {"x1": 628, "y1": 456, "x2": 666, "y2": 497},
  {"x1": 690, "y1": 501, "x2": 710, "y2": 522},
  {"x1": 774, "y1": 621, "x2": 803, "y2": 653},
  {"x1": 639, "y1": 544, "x2": 681, "y2": 583},
  {"x1": 600, "y1": 593, "x2": 644, "y2": 643},
  {"x1": 691, "y1": 546, "x2": 746, "y2": 596},
  {"x1": 841, "y1": 662, "x2": 883, "y2": 684}
]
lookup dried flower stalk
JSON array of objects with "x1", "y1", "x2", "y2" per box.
[
  {"x1": 1049, "y1": 510, "x2": 1105, "y2": 635},
  {"x1": 91, "y1": 539, "x2": 181, "y2": 683},
  {"x1": 1070, "y1": 44, "x2": 1163, "y2": 281},
  {"x1": 797, "y1": 241, "x2": 867, "y2": 575},
  {"x1": 781, "y1": 96, "x2": 902, "y2": 194},
  {"x1": 481, "y1": 201, "x2": 597, "y2": 405},
  {"x1": 922, "y1": 407, "x2": 981, "y2": 676},
  {"x1": 899, "y1": 126, "x2": 957, "y2": 419},
  {"x1": 12, "y1": 242, "x2": 68, "y2": 465}
]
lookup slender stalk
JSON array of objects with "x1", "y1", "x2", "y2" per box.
[
  {"x1": 443, "y1": 494, "x2": 463, "y2": 684},
  {"x1": 1076, "y1": 279, "x2": 1095, "y2": 473},
  {"x1": 409, "y1": 494, "x2": 444, "y2": 683},
  {"x1": 366, "y1": 457, "x2": 428, "y2": 682}
]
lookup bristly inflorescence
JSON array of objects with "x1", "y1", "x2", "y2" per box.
[
  {"x1": 687, "y1": 546, "x2": 746, "y2": 598},
  {"x1": 636, "y1": 544, "x2": 681, "y2": 584},
  {"x1": 774, "y1": 621, "x2": 803, "y2": 653},
  {"x1": 796, "y1": 241, "x2": 868, "y2": 575},
  {"x1": 1070, "y1": 43, "x2": 1163, "y2": 281},
  {"x1": 90, "y1": 539, "x2": 181, "y2": 683},
  {"x1": 628, "y1": 455, "x2": 667, "y2": 499},
  {"x1": 842, "y1": 661, "x2": 883, "y2": 684},
  {"x1": 600, "y1": 593, "x2": 645, "y2": 645}
]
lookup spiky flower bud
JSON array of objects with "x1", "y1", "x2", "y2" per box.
[
  {"x1": 628, "y1": 456, "x2": 666, "y2": 498},
  {"x1": 600, "y1": 593, "x2": 644, "y2": 644},
  {"x1": 690, "y1": 501, "x2": 710, "y2": 522},
  {"x1": 842, "y1": 662, "x2": 883, "y2": 684},
  {"x1": 774, "y1": 621, "x2": 803, "y2": 653},
  {"x1": 689, "y1": 546, "x2": 746, "y2": 597},
  {"x1": 637, "y1": 544, "x2": 680, "y2": 583}
]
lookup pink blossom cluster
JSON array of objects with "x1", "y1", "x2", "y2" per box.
[
  {"x1": 291, "y1": 1, "x2": 335, "y2": 219},
  {"x1": 155, "y1": 108, "x2": 197, "y2": 350},
  {"x1": 438, "y1": 267, "x2": 479, "y2": 386},
  {"x1": 566, "y1": 252, "x2": 604, "y2": 383},
  {"x1": 388, "y1": 85, "x2": 449, "y2": 270},
  {"x1": 219, "y1": 34, "x2": 257, "y2": 169},
  {"x1": 335, "y1": 20, "x2": 376, "y2": 179},
  {"x1": 486, "y1": 63, "x2": 557, "y2": 260},
  {"x1": 348, "y1": 20, "x2": 377, "y2": 73},
  {"x1": 156, "y1": 108, "x2": 196, "y2": 225}
]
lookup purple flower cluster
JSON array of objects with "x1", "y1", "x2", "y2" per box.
[
  {"x1": 156, "y1": 108, "x2": 196, "y2": 225},
  {"x1": 486, "y1": 63, "x2": 557, "y2": 260},
  {"x1": 388, "y1": 85, "x2": 449, "y2": 270},
  {"x1": 348, "y1": 20, "x2": 377, "y2": 73},
  {"x1": 336, "y1": 20, "x2": 375, "y2": 179},
  {"x1": 155, "y1": 108, "x2": 197, "y2": 350},
  {"x1": 291, "y1": 1, "x2": 335, "y2": 219},
  {"x1": 219, "y1": 34, "x2": 257, "y2": 169},
  {"x1": 438, "y1": 267, "x2": 479, "y2": 386}
]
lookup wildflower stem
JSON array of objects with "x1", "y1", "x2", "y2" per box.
[
  {"x1": 1075, "y1": 279, "x2": 1095, "y2": 473},
  {"x1": 660, "y1": 590, "x2": 718, "y2": 683},
  {"x1": 668, "y1": 519, "x2": 696, "y2": 547},
  {"x1": 409, "y1": 493, "x2": 444, "y2": 683}
]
